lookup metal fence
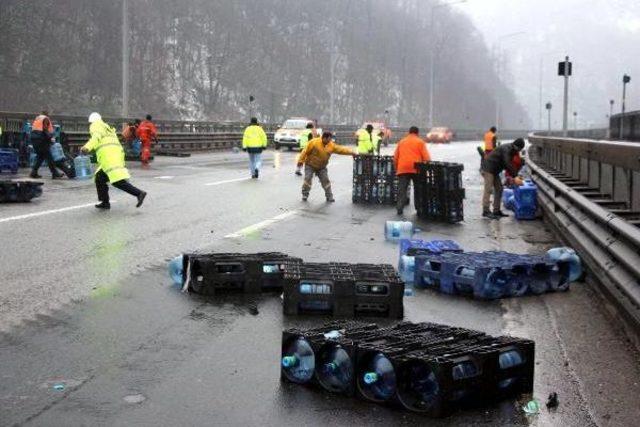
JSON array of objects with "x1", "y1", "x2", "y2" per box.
[
  {"x1": 610, "y1": 110, "x2": 640, "y2": 141},
  {"x1": 528, "y1": 133, "x2": 640, "y2": 331}
]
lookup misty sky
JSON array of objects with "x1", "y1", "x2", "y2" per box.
[{"x1": 451, "y1": 0, "x2": 639, "y2": 129}]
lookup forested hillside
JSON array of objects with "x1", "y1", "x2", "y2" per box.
[{"x1": 0, "y1": 0, "x2": 529, "y2": 128}]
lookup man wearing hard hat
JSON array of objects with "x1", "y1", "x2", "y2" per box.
[{"x1": 81, "y1": 112, "x2": 147, "y2": 210}]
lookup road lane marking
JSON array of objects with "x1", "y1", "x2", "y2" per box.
[
  {"x1": 155, "y1": 175, "x2": 175, "y2": 180},
  {"x1": 0, "y1": 202, "x2": 99, "y2": 224},
  {"x1": 205, "y1": 177, "x2": 251, "y2": 186},
  {"x1": 225, "y1": 210, "x2": 297, "y2": 238}
]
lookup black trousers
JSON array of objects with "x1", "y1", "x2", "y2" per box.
[
  {"x1": 95, "y1": 169, "x2": 143, "y2": 203},
  {"x1": 397, "y1": 173, "x2": 418, "y2": 211},
  {"x1": 31, "y1": 133, "x2": 58, "y2": 176}
]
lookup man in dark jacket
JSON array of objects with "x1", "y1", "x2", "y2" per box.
[{"x1": 480, "y1": 138, "x2": 525, "y2": 219}]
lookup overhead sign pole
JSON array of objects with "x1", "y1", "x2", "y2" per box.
[{"x1": 558, "y1": 56, "x2": 572, "y2": 137}]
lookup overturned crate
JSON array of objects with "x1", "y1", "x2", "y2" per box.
[
  {"x1": 280, "y1": 321, "x2": 534, "y2": 417},
  {"x1": 283, "y1": 262, "x2": 404, "y2": 318},
  {"x1": 415, "y1": 161, "x2": 465, "y2": 223},
  {"x1": 182, "y1": 252, "x2": 301, "y2": 294},
  {"x1": 0, "y1": 180, "x2": 44, "y2": 203}
]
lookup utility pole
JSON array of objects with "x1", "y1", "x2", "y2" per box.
[
  {"x1": 249, "y1": 95, "x2": 255, "y2": 120},
  {"x1": 538, "y1": 57, "x2": 543, "y2": 130},
  {"x1": 558, "y1": 56, "x2": 572, "y2": 137},
  {"x1": 607, "y1": 99, "x2": 614, "y2": 139},
  {"x1": 494, "y1": 31, "x2": 526, "y2": 129},
  {"x1": 620, "y1": 74, "x2": 631, "y2": 139},
  {"x1": 546, "y1": 102, "x2": 552, "y2": 135},
  {"x1": 122, "y1": 0, "x2": 129, "y2": 118},
  {"x1": 330, "y1": 51, "x2": 336, "y2": 125},
  {"x1": 573, "y1": 111, "x2": 578, "y2": 130}
]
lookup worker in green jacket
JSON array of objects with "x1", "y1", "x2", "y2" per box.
[
  {"x1": 242, "y1": 117, "x2": 268, "y2": 179},
  {"x1": 295, "y1": 123, "x2": 315, "y2": 176},
  {"x1": 81, "y1": 112, "x2": 147, "y2": 210},
  {"x1": 355, "y1": 124, "x2": 375, "y2": 154}
]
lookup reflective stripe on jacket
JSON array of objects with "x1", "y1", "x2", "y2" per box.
[
  {"x1": 394, "y1": 134, "x2": 431, "y2": 175},
  {"x1": 298, "y1": 137, "x2": 354, "y2": 170},
  {"x1": 83, "y1": 119, "x2": 130, "y2": 183},
  {"x1": 242, "y1": 125, "x2": 268, "y2": 149},
  {"x1": 356, "y1": 129, "x2": 374, "y2": 154}
]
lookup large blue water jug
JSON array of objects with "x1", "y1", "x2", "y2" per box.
[
  {"x1": 502, "y1": 188, "x2": 515, "y2": 211},
  {"x1": 281, "y1": 338, "x2": 316, "y2": 384},
  {"x1": 49, "y1": 142, "x2": 65, "y2": 162},
  {"x1": 74, "y1": 155, "x2": 93, "y2": 179},
  {"x1": 132, "y1": 139, "x2": 142, "y2": 157},
  {"x1": 498, "y1": 350, "x2": 524, "y2": 389},
  {"x1": 385, "y1": 221, "x2": 414, "y2": 241},
  {"x1": 316, "y1": 344, "x2": 353, "y2": 393},
  {"x1": 546, "y1": 247, "x2": 582, "y2": 284},
  {"x1": 398, "y1": 255, "x2": 415, "y2": 285},
  {"x1": 396, "y1": 361, "x2": 441, "y2": 413},
  {"x1": 168, "y1": 255, "x2": 184, "y2": 286}
]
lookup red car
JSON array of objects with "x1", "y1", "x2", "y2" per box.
[{"x1": 426, "y1": 127, "x2": 454, "y2": 143}]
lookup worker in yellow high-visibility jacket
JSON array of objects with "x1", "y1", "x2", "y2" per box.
[
  {"x1": 81, "y1": 112, "x2": 147, "y2": 210},
  {"x1": 355, "y1": 124, "x2": 375, "y2": 154},
  {"x1": 242, "y1": 117, "x2": 268, "y2": 179}
]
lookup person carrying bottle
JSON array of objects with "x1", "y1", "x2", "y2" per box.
[
  {"x1": 355, "y1": 124, "x2": 375, "y2": 154},
  {"x1": 136, "y1": 114, "x2": 157, "y2": 167},
  {"x1": 295, "y1": 123, "x2": 315, "y2": 176},
  {"x1": 393, "y1": 126, "x2": 431, "y2": 215},
  {"x1": 297, "y1": 131, "x2": 355, "y2": 202},
  {"x1": 29, "y1": 111, "x2": 64, "y2": 179},
  {"x1": 242, "y1": 117, "x2": 268, "y2": 179},
  {"x1": 481, "y1": 138, "x2": 525, "y2": 219},
  {"x1": 81, "y1": 112, "x2": 147, "y2": 210}
]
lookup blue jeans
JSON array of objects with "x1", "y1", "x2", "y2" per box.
[{"x1": 248, "y1": 152, "x2": 262, "y2": 174}]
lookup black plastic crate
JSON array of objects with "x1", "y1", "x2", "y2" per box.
[
  {"x1": 353, "y1": 156, "x2": 398, "y2": 205},
  {"x1": 0, "y1": 180, "x2": 44, "y2": 203},
  {"x1": 182, "y1": 252, "x2": 300, "y2": 294}
]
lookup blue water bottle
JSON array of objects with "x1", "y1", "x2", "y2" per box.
[
  {"x1": 74, "y1": 155, "x2": 93, "y2": 179},
  {"x1": 49, "y1": 142, "x2": 65, "y2": 162},
  {"x1": 385, "y1": 221, "x2": 414, "y2": 241}
]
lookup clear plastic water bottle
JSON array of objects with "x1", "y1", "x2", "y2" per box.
[
  {"x1": 398, "y1": 255, "x2": 415, "y2": 285},
  {"x1": 263, "y1": 263, "x2": 280, "y2": 274},
  {"x1": 360, "y1": 353, "x2": 397, "y2": 402},
  {"x1": 385, "y1": 221, "x2": 414, "y2": 241},
  {"x1": 498, "y1": 350, "x2": 524, "y2": 389},
  {"x1": 396, "y1": 361, "x2": 441, "y2": 412},
  {"x1": 480, "y1": 268, "x2": 508, "y2": 299},
  {"x1": 74, "y1": 155, "x2": 93, "y2": 179},
  {"x1": 316, "y1": 344, "x2": 354, "y2": 393},
  {"x1": 49, "y1": 142, "x2": 65, "y2": 162},
  {"x1": 299, "y1": 282, "x2": 331, "y2": 294},
  {"x1": 281, "y1": 338, "x2": 316, "y2": 384},
  {"x1": 168, "y1": 255, "x2": 184, "y2": 286}
]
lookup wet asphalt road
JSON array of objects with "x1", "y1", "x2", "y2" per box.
[{"x1": 1, "y1": 142, "x2": 639, "y2": 426}]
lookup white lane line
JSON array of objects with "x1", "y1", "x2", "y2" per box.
[
  {"x1": 225, "y1": 210, "x2": 298, "y2": 238},
  {"x1": 0, "y1": 202, "x2": 98, "y2": 224},
  {"x1": 155, "y1": 175, "x2": 175, "y2": 180},
  {"x1": 205, "y1": 177, "x2": 251, "y2": 186}
]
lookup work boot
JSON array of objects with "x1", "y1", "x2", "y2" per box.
[
  {"x1": 51, "y1": 173, "x2": 64, "y2": 179},
  {"x1": 397, "y1": 208, "x2": 404, "y2": 215},
  {"x1": 30, "y1": 172, "x2": 42, "y2": 179},
  {"x1": 482, "y1": 210, "x2": 497, "y2": 219},
  {"x1": 136, "y1": 191, "x2": 147, "y2": 208},
  {"x1": 493, "y1": 210, "x2": 509, "y2": 218},
  {"x1": 326, "y1": 197, "x2": 335, "y2": 203},
  {"x1": 295, "y1": 169, "x2": 302, "y2": 176},
  {"x1": 254, "y1": 169, "x2": 259, "y2": 179},
  {"x1": 95, "y1": 202, "x2": 111, "y2": 210}
]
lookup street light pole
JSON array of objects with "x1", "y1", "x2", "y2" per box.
[
  {"x1": 607, "y1": 99, "x2": 614, "y2": 139},
  {"x1": 573, "y1": 111, "x2": 578, "y2": 130},
  {"x1": 545, "y1": 102, "x2": 552, "y2": 135},
  {"x1": 428, "y1": 0, "x2": 466, "y2": 130},
  {"x1": 494, "y1": 31, "x2": 526, "y2": 129},
  {"x1": 620, "y1": 74, "x2": 631, "y2": 139},
  {"x1": 122, "y1": 0, "x2": 129, "y2": 118}
]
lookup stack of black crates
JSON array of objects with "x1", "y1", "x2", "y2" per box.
[
  {"x1": 352, "y1": 155, "x2": 398, "y2": 205},
  {"x1": 282, "y1": 262, "x2": 404, "y2": 318},
  {"x1": 415, "y1": 161, "x2": 465, "y2": 223},
  {"x1": 281, "y1": 320, "x2": 534, "y2": 417},
  {"x1": 181, "y1": 252, "x2": 301, "y2": 294}
]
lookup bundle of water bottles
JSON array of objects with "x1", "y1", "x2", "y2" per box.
[
  {"x1": 25, "y1": 142, "x2": 93, "y2": 180},
  {"x1": 170, "y1": 252, "x2": 300, "y2": 295},
  {"x1": 0, "y1": 148, "x2": 19, "y2": 174},
  {"x1": 502, "y1": 180, "x2": 538, "y2": 220},
  {"x1": 415, "y1": 249, "x2": 582, "y2": 299},
  {"x1": 415, "y1": 161, "x2": 465, "y2": 223},
  {"x1": 281, "y1": 320, "x2": 534, "y2": 417},
  {"x1": 283, "y1": 262, "x2": 404, "y2": 318},
  {"x1": 352, "y1": 155, "x2": 398, "y2": 205},
  {"x1": 0, "y1": 180, "x2": 44, "y2": 203},
  {"x1": 397, "y1": 238, "x2": 464, "y2": 284}
]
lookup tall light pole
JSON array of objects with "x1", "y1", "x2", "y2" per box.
[
  {"x1": 122, "y1": 0, "x2": 129, "y2": 118},
  {"x1": 428, "y1": 0, "x2": 467, "y2": 130},
  {"x1": 558, "y1": 56, "x2": 572, "y2": 137},
  {"x1": 607, "y1": 99, "x2": 614, "y2": 139},
  {"x1": 573, "y1": 111, "x2": 578, "y2": 130},
  {"x1": 494, "y1": 31, "x2": 526, "y2": 129},
  {"x1": 620, "y1": 74, "x2": 631, "y2": 139},
  {"x1": 545, "y1": 102, "x2": 552, "y2": 135}
]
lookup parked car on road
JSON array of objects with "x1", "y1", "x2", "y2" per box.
[
  {"x1": 273, "y1": 117, "x2": 320, "y2": 150},
  {"x1": 426, "y1": 127, "x2": 454, "y2": 143}
]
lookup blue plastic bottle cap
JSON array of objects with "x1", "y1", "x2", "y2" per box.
[
  {"x1": 324, "y1": 362, "x2": 337, "y2": 372},
  {"x1": 363, "y1": 372, "x2": 379, "y2": 384},
  {"x1": 282, "y1": 356, "x2": 297, "y2": 368}
]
